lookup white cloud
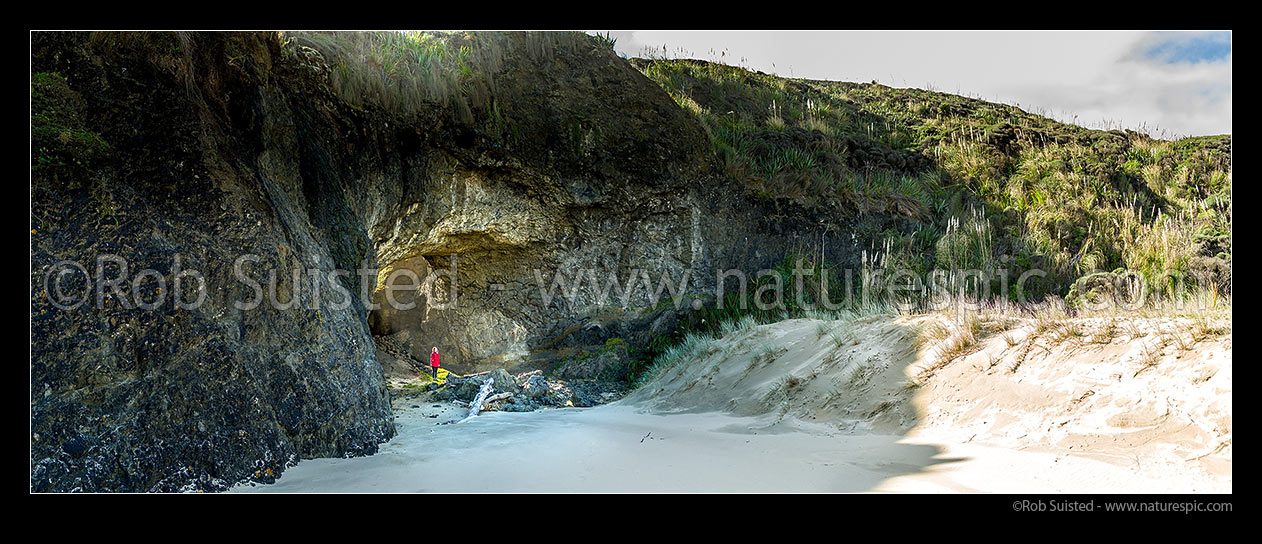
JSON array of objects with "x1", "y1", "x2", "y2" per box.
[{"x1": 601, "y1": 30, "x2": 1231, "y2": 138}]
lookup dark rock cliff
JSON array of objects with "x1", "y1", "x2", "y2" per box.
[
  {"x1": 30, "y1": 31, "x2": 885, "y2": 491},
  {"x1": 32, "y1": 32, "x2": 402, "y2": 492}
]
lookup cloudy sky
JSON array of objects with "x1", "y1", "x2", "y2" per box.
[{"x1": 597, "y1": 31, "x2": 1231, "y2": 139}]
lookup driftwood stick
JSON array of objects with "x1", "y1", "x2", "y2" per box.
[
  {"x1": 515, "y1": 369, "x2": 542, "y2": 380},
  {"x1": 485, "y1": 392, "x2": 513, "y2": 404},
  {"x1": 456, "y1": 378, "x2": 495, "y2": 424}
]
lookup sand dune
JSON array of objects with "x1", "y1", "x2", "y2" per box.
[{"x1": 233, "y1": 313, "x2": 1230, "y2": 493}]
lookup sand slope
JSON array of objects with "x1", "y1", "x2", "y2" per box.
[
  {"x1": 625, "y1": 316, "x2": 925, "y2": 433},
  {"x1": 626, "y1": 313, "x2": 1231, "y2": 492}
]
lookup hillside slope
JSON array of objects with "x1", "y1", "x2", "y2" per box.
[{"x1": 632, "y1": 58, "x2": 1231, "y2": 301}]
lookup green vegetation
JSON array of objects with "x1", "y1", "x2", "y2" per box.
[
  {"x1": 633, "y1": 58, "x2": 1231, "y2": 303},
  {"x1": 633, "y1": 330, "x2": 721, "y2": 388},
  {"x1": 31, "y1": 71, "x2": 109, "y2": 184},
  {"x1": 634, "y1": 59, "x2": 942, "y2": 218},
  {"x1": 284, "y1": 31, "x2": 507, "y2": 120},
  {"x1": 587, "y1": 32, "x2": 617, "y2": 51},
  {"x1": 282, "y1": 31, "x2": 597, "y2": 124}
]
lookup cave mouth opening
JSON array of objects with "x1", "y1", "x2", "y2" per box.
[
  {"x1": 364, "y1": 251, "x2": 485, "y2": 375},
  {"x1": 366, "y1": 252, "x2": 447, "y2": 336}
]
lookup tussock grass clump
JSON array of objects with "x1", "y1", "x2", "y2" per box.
[
  {"x1": 827, "y1": 329, "x2": 853, "y2": 348},
  {"x1": 934, "y1": 326, "x2": 978, "y2": 365},
  {"x1": 634, "y1": 330, "x2": 721, "y2": 387},
  {"x1": 935, "y1": 207, "x2": 993, "y2": 274},
  {"x1": 1192, "y1": 315, "x2": 1230, "y2": 341},
  {"x1": 915, "y1": 321, "x2": 953, "y2": 350},
  {"x1": 738, "y1": 342, "x2": 788, "y2": 381},
  {"x1": 762, "y1": 373, "x2": 805, "y2": 406},
  {"x1": 1050, "y1": 321, "x2": 1086, "y2": 347},
  {"x1": 1091, "y1": 319, "x2": 1120, "y2": 344},
  {"x1": 1168, "y1": 328, "x2": 1193, "y2": 352},
  {"x1": 848, "y1": 361, "x2": 879, "y2": 389},
  {"x1": 915, "y1": 308, "x2": 1019, "y2": 378},
  {"x1": 753, "y1": 342, "x2": 785, "y2": 366},
  {"x1": 1031, "y1": 297, "x2": 1071, "y2": 333},
  {"x1": 1133, "y1": 340, "x2": 1163, "y2": 377},
  {"x1": 719, "y1": 314, "x2": 759, "y2": 338},
  {"x1": 915, "y1": 318, "x2": 978, "y2": 379},
  {"x1": 587, "y1": 31, "x2": 617, "y2": 50}
]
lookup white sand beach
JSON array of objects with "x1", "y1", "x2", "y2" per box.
[{"x1": 233, "y1": 314, "x2": 1231, "y2": 493}]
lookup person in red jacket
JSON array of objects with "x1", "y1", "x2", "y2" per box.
[{"x1": 430, "y1": 347, "x2": 441, "y2": 380}]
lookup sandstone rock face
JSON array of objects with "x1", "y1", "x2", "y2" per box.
[{"x1": 31, "y1": 31, "x2": 879, "y2": 491}]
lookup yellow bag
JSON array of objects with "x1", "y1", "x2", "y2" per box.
[{"x1": 434, "y1": 368, "x2": 451, "y2": 384}]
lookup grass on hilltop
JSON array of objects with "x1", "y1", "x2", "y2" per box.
[{"x1": 632, "y1": 58, "x2": 1231, "y2": 304}]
